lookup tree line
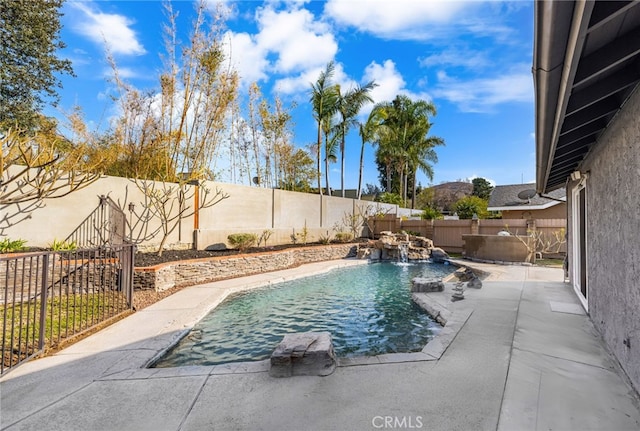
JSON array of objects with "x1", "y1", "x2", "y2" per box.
[{"x1": 1, "y1": 0, "x2": 448, "y2": 252}]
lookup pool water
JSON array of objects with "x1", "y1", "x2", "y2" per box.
[{"x1": 153, "y1": 261, "x2": 454, "y2": 367}]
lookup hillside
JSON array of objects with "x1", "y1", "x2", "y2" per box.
[{"x1": 430, "y1": 181, "x2": 474, "y2": 212}]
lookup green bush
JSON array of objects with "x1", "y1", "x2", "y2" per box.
[
  {"x1": 452, "y1": 196, "x2": 489, "y2": 219},
  {"x1": 333, "y1": 232, "x2": 353, "y2": 243},
  {"x1": 227, "y1": 233, "x2": 257, "y2": 252},
  {"x1": 421, "y1": 207, "x2": 443, "y2": 220},
  {"x1": 0, "y1": 238, "x2": 27, "y2": 253},
  {"x1": 49, "y1": 239, "x2": 77, "y2": 251},
  {"x1": 376, "y1": 192, "x2": 403, "y2": 205},
  {"x1": 318, "y1": 231, "x2": 331, "y2": 244}
]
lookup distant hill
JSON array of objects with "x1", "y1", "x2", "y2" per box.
[{"x1": 429, "y1": 181, "x2": 473, "y2": 212}]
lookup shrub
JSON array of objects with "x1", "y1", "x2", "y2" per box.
[
  {"x1": 333, "y1": 232, "x2": 353, "y2": 243},
  {"x1": 49, "y1": 239, "x2": 77, "y2": 251},
  {"x1": 318, "y1": 232, "x2": 332, "y2": 244},
  {"x1": 452, "y1": 196, "x2": 489, "y2": 219},
  {"x1": 258, "y1": 230, "x2": 273, "y2": 247},
  {"x1": 227, "y1": 233, "x2": 257, "y2": 252},
  {"x1": 421, "y1": 207, "x2": 443, "y2": 220},
  {"x1": 0, "y1": 238, "x2": 27, "y2": 253},
  {"x1": 376, "y1": 192, "x2": 403, "y2": 205}
]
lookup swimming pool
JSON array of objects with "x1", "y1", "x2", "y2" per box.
[{"x1": 153, "y1": 261, "x2": 454, "y2": 367}]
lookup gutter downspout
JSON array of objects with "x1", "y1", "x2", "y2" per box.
[{"x1": 545, "y1": 0, "x2": 594, "y2": 190}]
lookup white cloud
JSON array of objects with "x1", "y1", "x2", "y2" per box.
[
  {"x1": 363, "y1": 60, "x2": 406, "y2": 104},
  {"x1": 419, "y1": 48, "x2": 489, "y2": 69},
  {"x1": 224, "y1": 31, "x2": 269, "y2": 85},
  {"x1": 72, "y1": 3, "x2": 145, "y2": 56},
  {"x1": 274, "y1": 68, "x2": 322, "y2": 95},
  {"x1": 432, "y1": 65, "x2": 533, "y2": 113},
  {"x1": 103, "y1": 66, "x2": 139, "y2": 80},
  {"x1": 362, "y1": 60, "x2": 432, "y2": 108},
  {"x1": 466, "y1": 174, "x2": 496, "y2": 186},
  {"x1": 324, "y1": 0, "x2": 476, "y2": 39},
  {"x1": 256, "y1": 6, "x2": 338, "y2": 73},
  {"x1": 223, "y1": 4, "x2": 338, "y2": 92}
]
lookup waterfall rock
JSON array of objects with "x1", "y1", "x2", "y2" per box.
[{"x1": 430, "y1": 247, "x2": 450, "y2": 263}]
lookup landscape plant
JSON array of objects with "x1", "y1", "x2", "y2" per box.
[
  {"x1": 0, "y1": 238, "x2": 27, "y2": 253},
  {"x1": 333, "y1": 232, "x2": 353, "y2": 243},
  {"x1": 421, "y1": 207, "x2": 443, "y2": 220},
  {"x1": 94, "y1": 0, "x2": 236, "y2": 255},
  {"x1": 48, "y1": 239, "x2": 77, "y2": 251},
  {"x1": 227, "y1": 233, "x2": 257, "y2": 252},
  {"x1": 1, "y1": 128, "x2": 103, "y2": 237},
  {"x1": 452, "y1": 195, "x2": 489, "y2": 219},
  {"x1": 318, "y1": 231, "x2": 332, "y2": 244},
  {"x1": 257, "y1": 230, "x2": 273, "y2": 247},
  {"x1": 508, "y1": 227, "x2": 566, "y2": 263},
  {"x1": 0, "y1": 0, "x2": 74, "y2": 131}
]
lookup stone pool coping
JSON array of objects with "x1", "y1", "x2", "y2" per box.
[{"x1": 143, "y1": 258, "x2": 482, "y2": 374}]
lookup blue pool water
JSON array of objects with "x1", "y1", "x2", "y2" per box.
[{"x1": 153, "y1": 261, "x2": 454, "y2": 367}]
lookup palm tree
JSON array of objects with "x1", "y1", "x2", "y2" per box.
[
  {"x1": 323, "y1": 115, "x2": 339, "y2": 195},
  {"x1": 335, "y1": 81, "x2": 377, "y2": 197},
  {"x1": 373, "y1": 95, "x2": 439, "y2": 204},
  {"x1": 357, "y1": 107, "x2": 384, "y2": 199},
  {"x1": 407, "y1": 133, "x2": 444, "y2": 208},
  {"x1": 309, "y1": 62, "x2": 339, "y2": 196}
]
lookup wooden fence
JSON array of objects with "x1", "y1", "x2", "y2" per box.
[{"x1": 368, "y1": 217, "x2": 566, "y2": 254}]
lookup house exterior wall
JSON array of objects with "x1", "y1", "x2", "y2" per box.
[
  {"x1": 501, "y1": 203, "x2": 566, "y2": 219},
  {"x1": 569, "y1": 85, "x2": 640, "y2": 391}
]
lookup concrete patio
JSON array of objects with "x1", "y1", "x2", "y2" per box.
[{"x1": 1, "y1": 260, "x2": 639, "y2": 431}]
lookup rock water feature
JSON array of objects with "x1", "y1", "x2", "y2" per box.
[
  {"x1": 356, "y1": 231, "x2": 449, "y2": 263},
  {"x1": 263, "y1": 233, "x2": 484, "y2": 377}
]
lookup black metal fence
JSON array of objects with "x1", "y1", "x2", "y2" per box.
[
  {"x1": 1, "y1": 243, "x2": 135, "y2": 375},
  {"x1": 65, "y1": 195, "x2": 127, "y2": 248}
]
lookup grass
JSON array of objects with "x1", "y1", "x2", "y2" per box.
[{"x1": 2, "y1": 292, "x2": 129, "y2": 369}]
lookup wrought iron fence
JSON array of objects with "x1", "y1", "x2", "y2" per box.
[
  {"x1": 1, "y1": 243, "x2": 135, "y2": 375},
  {"x1": 65, "y1": 195, "x2": 127, "y2": 248}
]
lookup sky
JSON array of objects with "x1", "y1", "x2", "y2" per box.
[{"x1": 51, "y1": 0, "x2": 536, "y2": 190}]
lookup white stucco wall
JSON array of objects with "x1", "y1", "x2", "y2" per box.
[{"x1": 2, "y1": 176, "x2": 399, "y2": 251}]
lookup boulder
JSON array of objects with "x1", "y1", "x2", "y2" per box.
[
  {"x1": 269, "y1": 332, "x2": 336, "y2": 377},
  {"x1": 415, "y1": 237, "x2": 434, "y2": 249},
  {"x1": 453, "y1": 267, "x2": 475, "y2": 281},
  {"x1": 356, "y1": 247, "x2": 371, "y2": 259},
  {"x1": 430, "y1": 247, "x2": 450, "y2": 263},
  {"x1": 467, "y1": 277, "x2": 483, "y2": 289},
  {"x1": 369, "y1": 248, "x2": 382, "y2": 260},
  {"x1": 411, "y1": 277, "x2": 445, "y2": 292},
  {"x1": 408, "y1": 248, "x2": 430, "y2": 260}
]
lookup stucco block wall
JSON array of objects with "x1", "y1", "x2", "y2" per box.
[
  {"x1": 573, "y1": 85, "x2": 640, "y2": 391},
  {"x1": 4, "y1": 175, "x2": 399, "y2": 251},
  {"x1": 462, "y1": 234, "x2": 532, "y2": 263},
  {"x1": 1, "y1": 176, "x2": 195, "y2": 248}
]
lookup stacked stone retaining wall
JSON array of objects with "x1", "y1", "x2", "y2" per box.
[{"x1": 134, "y1": 244, "x2": 357, "y2": 291}]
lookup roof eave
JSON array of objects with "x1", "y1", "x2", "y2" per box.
[
  {"x1": 533, "y1": 1, "x2": 593, "y2": 194},
  {"x1": 488, "y1": 200, "x2": 565, "y2": 212}
]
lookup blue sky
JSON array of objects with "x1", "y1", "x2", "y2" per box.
[{"x1": 52, "y1": 0, "x2": 535, "y2": 189}]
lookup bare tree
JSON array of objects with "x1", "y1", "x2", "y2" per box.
[
  {"x1": 103, "y1": 0, "x2": 238, "y2": 255},
  {"x1": 1, "y1": 127, "x2": 102, "y2": 235}
]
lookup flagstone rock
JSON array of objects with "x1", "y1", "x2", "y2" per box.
[
  {"x1": 411, "y1": 277, "x2": 445, "y2": 292},
  {"x1": 269, "y1": 332, "x2": 336, "y2": 377}
]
